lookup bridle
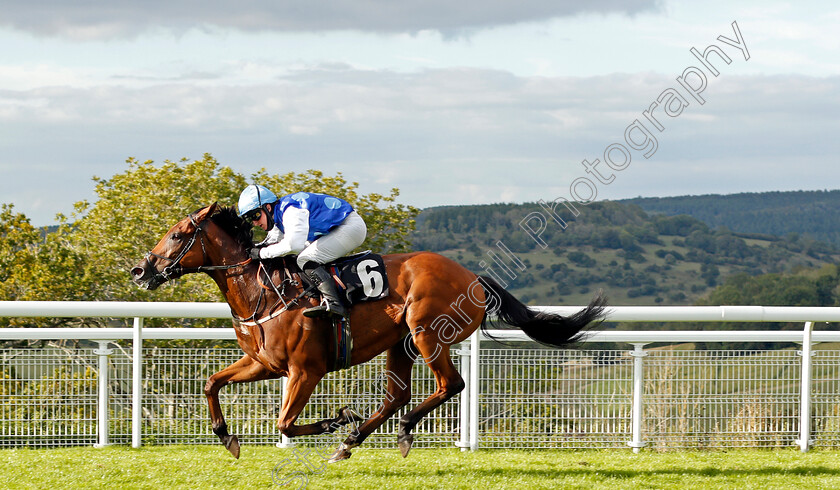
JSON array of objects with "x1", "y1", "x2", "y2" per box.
[
  {"x1": 143, "y1": 213, "x2": 252, "y2": 284},
  {"x1": 142, "y1": 210, "x2": 313, "y2": 326}
]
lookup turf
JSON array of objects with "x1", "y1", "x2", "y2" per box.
[{"x1": 4, "y1": 446, "x2": 840, "y2": 489}]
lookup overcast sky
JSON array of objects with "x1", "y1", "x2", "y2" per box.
[{"x1": 1, "y1": 0, "x2": 838, "y2": 225}]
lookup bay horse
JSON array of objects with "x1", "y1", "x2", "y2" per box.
[{"x1": 130, "y1": 203, "x2": 607, "y2": 462}]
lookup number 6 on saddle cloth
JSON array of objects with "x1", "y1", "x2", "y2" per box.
[
  {"x1": 302, "y1": 251, "x2": 389, "y2": 305},
  {"x1": 327, "y1": 252, "x2": 390, "y2": 305}
]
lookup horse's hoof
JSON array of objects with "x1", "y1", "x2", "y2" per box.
[
  {"x1": 327, "y1": 443, "x2": 352, "y2": 463},
  {"x1": 397, "y1": 434, "x2": 414, "y2": 458},
  {"x1": 223, "y1": 434, "x2": 241, "y2": 459}
]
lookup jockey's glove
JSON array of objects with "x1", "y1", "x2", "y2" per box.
[{"x1": 248, "y1": 248, "x2": 263, "y2": 261}]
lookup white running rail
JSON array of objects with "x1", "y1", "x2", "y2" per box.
[{"x1": 2, "y1": 302, "x2": 840, "y2": 452}]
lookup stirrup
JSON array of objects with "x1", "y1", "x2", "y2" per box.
[{"x1": 303, "y1": 300, "x2": 346, "y2": 318}]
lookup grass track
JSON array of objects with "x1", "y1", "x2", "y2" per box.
[{"x1": 4, "y1": 446, "x2": 840, "y2": 489}]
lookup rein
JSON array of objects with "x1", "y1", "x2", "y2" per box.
[{"x1": 235, "y1": 261, "x2": 313, "y2": 327}]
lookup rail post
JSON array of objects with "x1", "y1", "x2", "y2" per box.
[
  {"x1": 469, "y1": 329, "x2": 480, "y2": 451},
  {"x1": 796, "y1": 321, "x2": 816, "y2": 452},
  {"x1": 93, "y1": 341, "x2": 114, "y2": 448},
  {"x1": 276, "y1": 376, "x2": 292, "y2": 448},
  {"x1": 456, "y1": 341, "x2": 471, "y2": 451},
  {"x1": 132, "y1": 316, "x2": 144, "y2": 448},
  {"x1": 628, "y1": 343, "x2": 649, "y2": 453}
]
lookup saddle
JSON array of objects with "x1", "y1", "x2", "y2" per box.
[
  {"x1": 265, "y1": 251, "x2": 389, "y2": 306},
  {"x1": 259, "y1": 251, "x2": 390, "y2": 371}
]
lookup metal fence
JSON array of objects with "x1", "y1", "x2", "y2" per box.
[{"x1": 2, "y1": 302, "x2": 840, "y2": 452}]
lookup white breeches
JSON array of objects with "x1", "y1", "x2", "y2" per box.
[{"x1": 296, "y1": 211, "x2": 367, "y2": 268}]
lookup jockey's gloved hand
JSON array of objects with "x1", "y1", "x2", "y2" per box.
[{"x1": 247, "y1": 248, "x2": 262, "y2": 261}]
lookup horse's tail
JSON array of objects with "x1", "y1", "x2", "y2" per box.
[{"x1": 478, "y1": 275, "x2": 608, "y2": 347}]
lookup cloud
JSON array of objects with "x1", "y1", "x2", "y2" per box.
[
  {"x1": 0, "y1": 0, "x2": 661, "y2": 39},
  {"x1": 1, "y1": 64, "x2": 837, "y2": 225},
  {"x1": 2, "y1": 66, "x2": 836, "y2": 156}
]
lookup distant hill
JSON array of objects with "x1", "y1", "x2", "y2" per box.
[
  {"x1": 410, "y1": 198, "x2": 840, "y2": 307},
  {"x1": 622, "y1": 190, "x2": 840, "y2": 246}
]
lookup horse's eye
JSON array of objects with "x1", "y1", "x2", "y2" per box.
[{"x1": 171, "y1": 233, "x2": 183, "y2": 242}]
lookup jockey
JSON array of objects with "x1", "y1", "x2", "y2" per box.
[{"x1": 237, "y1": 184, "x2": 367, "y2": 319}]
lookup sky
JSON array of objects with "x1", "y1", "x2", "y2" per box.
[{"x1": 1, "y1": 0, "x2": 838, "y2": 226}]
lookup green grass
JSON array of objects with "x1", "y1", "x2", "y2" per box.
[{"x1": 4, "y1": 446, "x2": 840, "y2": 489}]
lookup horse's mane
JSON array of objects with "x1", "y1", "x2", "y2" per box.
[{"x1": 208, "y1": 206, "x2": 254, "y2": 249}]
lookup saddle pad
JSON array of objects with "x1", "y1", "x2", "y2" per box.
[{"x1": 328, "y1": 252, "x2": 389, "y2": 305}]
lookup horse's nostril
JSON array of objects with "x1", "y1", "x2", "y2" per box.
[{"x1": 131, "y1": 267, "x2": 145, "y2": 279}]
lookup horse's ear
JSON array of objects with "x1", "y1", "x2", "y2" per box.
[{"x1": 193, "y1": 202, "x2": 220, "y2": 223}]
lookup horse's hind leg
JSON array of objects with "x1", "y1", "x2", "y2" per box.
[
  {"x1": 397, "y1": 339, "x2": 464, "y2": 458},
  {"x1": 275, "y1": 365, "x2": 385, "y2": 440},
  {"x1": 328, "y1": 341, "x2": 416, "y2": 463},
  {"x1": 275, "y1": 367, "x2": 327, "y2": 437},
  {"x1": 205, "y1": 354, "x2": 279, "y2": 459},
  {"x1": 275, "y1": 405, "x2": 361, "y2": 438}
]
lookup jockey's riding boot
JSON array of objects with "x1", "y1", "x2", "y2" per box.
[{"x1": 303, "y1": 265, "x2": 348, "y2": 319}]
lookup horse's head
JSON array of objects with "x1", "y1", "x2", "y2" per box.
[{"x1": 131, "y1": 202, "x2": 248, "y2": 290}]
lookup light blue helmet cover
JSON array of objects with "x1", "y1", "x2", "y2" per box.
[{"x1": 237, "y1": 184, "x2": 278, "y2": 216}]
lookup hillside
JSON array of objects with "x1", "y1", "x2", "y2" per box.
[
  {"x1": 410, "y1": 200, "x2": 840, "y2": 307},
  {"x1": 622, "y1": 190, "x2": 840, "y2": 246}
]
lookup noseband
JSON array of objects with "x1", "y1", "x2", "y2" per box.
[{"x1": 144, "y1": 213, "x2": 251, "y2": 284}]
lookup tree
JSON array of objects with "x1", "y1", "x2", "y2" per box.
[
  {"x1": 1, "y1": 155, "x2": 419, "y2": 328},
  {"x1": 0, "y1": 205, "x2": 89, "y2": 327},
  {"x1": 68, "y1": 155, "x2": 248, "y2": 307},
  {"x1": 700, "y1": 263, "x2": 720, "y2": 287},
  {"x1": 0, "y1": 204, "x2": 39, "y2": 286}
]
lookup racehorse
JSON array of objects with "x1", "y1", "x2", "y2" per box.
[{"x1": 130, "y1": 203, "x2": 607, "y2": 462}]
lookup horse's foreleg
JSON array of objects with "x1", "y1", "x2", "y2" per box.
[
  {"x1": 205, "y1": 354, "x2": 278, "y2": 458},
  {"x1": 329, "y1": 342, "x2": 416, "y2": 463}
]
